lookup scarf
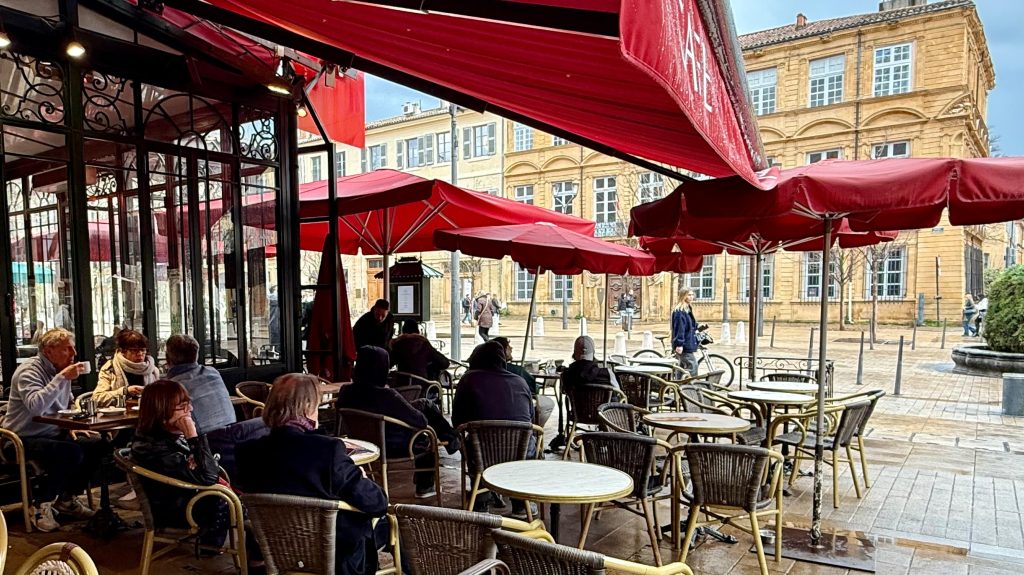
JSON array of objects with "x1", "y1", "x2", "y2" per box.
[
  {"x1": 283, "y1": 416, "x2": 318, "y2": 433},
  {"x1": 112, "y1": 351, "x2": 157, "y2": 385}
]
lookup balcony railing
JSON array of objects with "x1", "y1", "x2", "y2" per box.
[{"x1": 595, "y1": 220, "x2": 626, "y2": 238}]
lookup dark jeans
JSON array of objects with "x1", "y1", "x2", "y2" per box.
[
  {"x1": 479, "y1": 326, "x2": 490, "y2": 341},
  {"x1": 384, "y1": 400, "x2": 458, "y2": 491},
  {"x1": 21, "y1": 432, "x2": 104, "y2": 504}
]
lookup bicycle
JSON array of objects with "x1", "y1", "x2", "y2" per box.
[{"x1": 638, "y1": 326, "x2": 735, "y2": 386}]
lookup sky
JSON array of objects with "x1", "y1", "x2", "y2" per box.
[{"x1": 363, "y1": 0, "x2": 1024, "y2": 157}]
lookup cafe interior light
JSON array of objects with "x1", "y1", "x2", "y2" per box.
[
  {"x1": 296, "y1": 103, "x2": 308, "y2": 118},
  {"x1": 66, "y1": 40, "x2": 85, "y2": 59},
  {"x1": 0, "y1": 31, "x2": 10, "y2": 49},
  {"x1": 266, "y1": 82, "x2": 291, "y2": 95}
]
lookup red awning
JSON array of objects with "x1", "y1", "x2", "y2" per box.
[
  {"x1": 200, "y1": 0, "x2": 765, "y2": 183},
  {"x1": 434, "y1": 223, "x2": 655, "y2": 276}
]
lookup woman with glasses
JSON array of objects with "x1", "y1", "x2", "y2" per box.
[{"x1": 94, "y1": 329, "x2": 160, "y2": 407}]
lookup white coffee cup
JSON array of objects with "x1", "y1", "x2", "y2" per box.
[{"x1": 78, "y1": 361, "x2": 92, "y2": 375}]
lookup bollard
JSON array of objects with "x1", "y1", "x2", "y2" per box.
[
  {"x1": 894, "y1": 335, "x2": 904, "y2": 396},
  {"x1": 770, "y1": 316, "x2": 777, "y2": 348},
  {"x1": 425, "y1": 320, "x2": 437, "y2": 340},
  {"x1": 941, "y1": 319, "x2": 947, "y2": 349},
  {"x1": 721, "y1": 322, "x2": 732, "y2": 345},
  {"x1": 580, "y1": 317, "x2": 588, "y2": 336},
  {"x1": 735, "y1": 321, "x2": 747, "y2": 345},
  {"x1": 534, "y1": 316, "x2": 545, "y2": 337},
  {"x1": 808, "y1": 328, "x2": 815, "y2": 363},
  {"x1": 911, "y1": 321, "x2": 917, "y2": 351},
  {"x1": 642, "y1": 331, "x2": 654, "y2": 349},
  {"x1": 491, "y1": 313, "x2": 500, "y2": 336},
  {"x1": 856, "y1": 331, "x2": 865, "y2": 385},
  {"x1": 1002, "y1": 373, "x2": 1024, "y2": 416},
  {"x1": 614, "y1": 332, "x2": 627, "y2": 355}
]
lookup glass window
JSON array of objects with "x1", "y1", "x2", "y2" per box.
[
  {"x1": 399, "y1": 134, "x2": 435, "y2": 168},
  {"x1": 334, "y1": 147, "x2": 346, "y2": 177},
  {"x1": 874, "y1": 43, "x2": 913, "y2": 97},
  {"x1": 310, "y1": 156, "x2": 322, "y2": 181},
  {"x1": 436, "y1": 131, "x2": 451, "y2": 163},
  {"x1": 515, "y1": 264, "x2": 534, "y2": 301},
  {"x1": 809, "y1": 55, "x2": 845, "y2": 107},
  {"x1": 872, "y1": 141, "x2": 910, "y2": 159},
  {"x1": 551, "y1": 274, "x2": 573, "y2": 300},
  {"x1": 803, "y1": 252, "x2": 838, "y2": 300},
  {"x1": 738, "y1": 255, "x2": 774, "y2": 301},
  {"x1": 807, "y1": 149, "x2": 842, "y2": 164},
  {"x1": 866, "y1": 246, "x2": 906, "y2": 299},
  {"x1": 551, "y1": 136, "x2": 567, "y2": 146},
  {"x1": 368, "y1": 144, "x2": 386, "y2": 170},
  {"x1": 747, "y1": 68, "x2": 777, "y2": 115},
  {"x1": 552, "y1": 181, "x2": 576, "y2": 215},
  {"x1": 594, "y1": 176, "x2": 619, "y2": 237},
  {"x1": 638, "y1": 172, "x2": 664, "y2": 204},
  {"x1": 463, "y1": 123, "x2": 496, "y2": 159},
  {"x1": 514, "y1": 184, "x2": 534, "y2": 205},
  {"x1": 683, "y1": 256, "x2": 715, "y2": 300},
  {"x1": 513, "y1": 122, "x2": 533, "y2": 152}
]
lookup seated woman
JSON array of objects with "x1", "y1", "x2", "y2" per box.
[
  {"x1": 129, "y1": 379, "x2": 229, "y2": 549},
  {"x1": 236, "y1": 373, "x2": 389, "y2": 575},
  {"x1": 94, "y1": 329, "x2": 160, "y2": 407}
]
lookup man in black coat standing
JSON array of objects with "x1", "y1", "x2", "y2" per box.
[{"x1": 353, "y1": 299, "x2": 395, "y2": 350}]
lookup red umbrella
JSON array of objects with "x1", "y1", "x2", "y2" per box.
[
  {"x1": 435, "y1": 222, "x2": 656, "y2": 361},
  {"x1": 305, "y1": 237, "x2": 356, "y2": 382}
]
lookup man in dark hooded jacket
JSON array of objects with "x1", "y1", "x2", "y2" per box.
[
  {"x1": 452, "y1": 341, "x2": 534, "y2": 429},
  {"x1": 390, "y1": 319, "x2": 450, "y2": 382},
  {"x1": 337, "y1": 346, "x2": 458, "y2": 498}
]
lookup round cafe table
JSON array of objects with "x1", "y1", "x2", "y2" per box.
[
  {"x1": 342, "y1": 438, "x2": 380, "y2": 466},
  {"x1": 614, "y1": 364, "x2": 674, "y2": 376},
  {"x1": 746, "y1": 381, "x2": 819, "y2": 395},
  {"x1": 728, "y1": 390, "x2": 815, "y2": 446},
  {"x1": 482, "y1": 460, "x2": 633, "y2": 544},
  {"x1": 626, "y1": 357, "x2": 679, "y2": 367}
]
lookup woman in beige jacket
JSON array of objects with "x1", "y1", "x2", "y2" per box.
[{"x1": 93, "y1": 329, "x2": 160, "y2": 406}]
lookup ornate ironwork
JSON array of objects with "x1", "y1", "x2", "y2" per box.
[
  {"x1": 732, "y1": 355, "x2": 835, "y2": 396},
  {"x1": 82, "y1": 70, "x2": 132, "y2": 135},
  {"x1": 6, "y1": 180, "x2": 24, "y2": 212},
  {"x1": 0, "y1": 51, "x2": 65, "y2": 125},
  {"x1": 142, "y1": 92, "x2": 230, "y2": 152},
  {"x1": 238, "y1": 107, "x2": 277, "y2": 161},
  {"x1": 86, "y1": 172, "x2": 119, "y2": 199}
]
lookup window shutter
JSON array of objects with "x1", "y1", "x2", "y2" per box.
[
  {"x1": 486, "y1": 122, "x2": 496, "y2": 155},
  {"x1": 462, "y1": 127, "x2": 472, "y2": 159},
  {"x1": 424, "y1": 133, "x2": 434, "y2": 165},
  {"x1": 395, "y1": 140, "x2": 405, "y2": 169},
  {"x1": 361, "y1": 148, "x2": 367, "y2": 173},
  {"x1": 380, "y1": 143, "x2": 387, "y2": 168}
]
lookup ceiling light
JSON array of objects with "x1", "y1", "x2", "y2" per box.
[
  {"x1": 66, "y1": 40, "x2": 85, "y2": 59},
  {"x1": 266, "y1": 83, "x2": 290, "y2": 95},
  {"x1": 0, "y1": 32, "x2": 11, "y2": 50},
  {"x1": 296, "y1": 104, "x2": 308, "y2": 118}
]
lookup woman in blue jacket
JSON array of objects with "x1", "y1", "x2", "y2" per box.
[{"x1": 671, "y1": 289, "x2": 699, "y2": 374}]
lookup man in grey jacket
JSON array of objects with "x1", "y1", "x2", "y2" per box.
[
  {"x1": 3, "y1": 328, "x2": 102, "y2": 532},
  {"x1": 164, "y1": 334, "x2": 236, "y2": 434}
]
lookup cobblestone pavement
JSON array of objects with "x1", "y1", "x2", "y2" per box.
[{"x1": 5, "y1": 318, "x2": 1022, "y2": 574}]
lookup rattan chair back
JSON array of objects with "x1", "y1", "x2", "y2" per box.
[
  {"x1": 615, "y1": 372, "x2": 655, "y2": 410},
  {"x1": 335, "y1": 409, "x2": 391, "y2": 459},
  {"x1": 685, "y1": 443, "x2": 774, "y2": 512},
  {"x1": 855, "y1": 391, "x2": 885, "y2": 437},
  {"x1": 0, "y1": 429, "x2": 34, "y2": 532},
  {"x1": 13, "y1": 542, "x2": 100, "y2": 575},
  {"x1": 568, "y1": 385, "x2": 619, "y2": 427},
  {"x1": 596, "y1": 403, "x2": 648, "y2": 434},
  {"x1": 833, "y1": 400, "x2": 872, "y2": 448},
  {"x1": 393, "y1": 504, "x2": 504, "y2": 575},
  {"x1": 493, "y1": 530, "x2": 605, "y2": 575},
  {"x1": 760, "y1": 372, "x2": 816, "y2": 384},
  {"x1": 241, "y1": 493, "x2": 343, "y2": 575},
  {"x1": 460, "y1": 420, "x2": 540, "y2": 476},
  {"x1": 677, "y1": 385, "x2": 711, "y2": 414},
  {"x1": 235, "y1": 381, "x2": 271, "y2": 420},
  {"x1": 703, "y1": 370, "x2": 726, "y2": 385},
  {"x1": 393, "y1": 385, "x2": 423, "y2": 403},
  {"x1": 579, "y1": 432, "x2": 657, "y2": 499}
]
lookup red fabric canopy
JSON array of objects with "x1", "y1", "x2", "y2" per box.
[
  {"x1": 434, "y1": 223, "x2": 655, "y2": 276},
  {"x1": 637, "y1": 158, "x2": 1024, "y2": 235},
  {"x1": 202, "y1": 0, "x2": 764, "y2": 184},
  {"x1": 276, "y1": 170, "x2": 595, "y2": 254}
]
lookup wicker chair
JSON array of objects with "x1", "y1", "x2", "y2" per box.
[
  {"x1": 596, "y1": 403, "x2": 650, "y2": 435},
  {"x1": 242, "y1": 493, "x2": 399, "y2": 575},
  {"x1": 336, "y1": 408, "x2": 442, "y2": 506},
  {"x1": 458, "y1": 420, "x2": 545, "y2": 514},
  {"x1": 389, "y1": 372, "x2": 442, "y2": 403},
  {"x1": 235, "y1": 381, "x2": 272, "y2": 420},
  {"x1": 457, "y1": 560, "x2": 509, "y2": 575},
  {"x1": 702, "y1": 370, "x2": 727, "y2": 387},
  {"x1": 493, "y1": 529, "x2": 694, "y2": 575},
  {"x1": 392, "y1": 503, "x2": 551, "y2": 575},
  {"x1": 760, "y1": 372, "x2": 816, "y2": 384},
  {"x1": 392, "y1": 385, "x2": 424, "y2": 403},
  {"x1": 677, "y1": 444, "x2": 783, "y2": 575},
  {"x1": 0, "y1": 428, "x2": 34, "y2": 532},
  {"x1": 576, "y1": 432, "x2": 673, "y2": 566},
  {"x1": 771, "y1": 400, "x2": 873, "y2": 508},
  {"x1": 113, "y1": 449, "x2": 248, "y2": 575},
  {"x1": 563, "y1": 384, "x2": 625, "y2": 460},
  {"x1": 12, "y1": 541, "x2": 100, "y2": 575},
  {"x1": 694, "y1": 387, "x2": 767, "y2": 446},
  {"x1": 828, "y1": 390, "x2": 885, "y2": 487},
  {"x1": 72, "y1": 391, "x2": 94, "y2": 410},
  {"x1": 615, "y1": 372, "x2": 676, "y2": 412}
]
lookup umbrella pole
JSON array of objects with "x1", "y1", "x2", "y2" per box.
[
  {"x1": 521, "y1": 268, "x2": 540, "y2": 365},
  {"x1": 811, "y1": 216, "x2": 833, "y2": 546},
  {"x1": 382, "y1": 210, "x2": 391, "y2": 298},
  {"x1": 749, "y1": 254, "x2": 760, "y2": 380},
  {"x1": 603, "y1": 273, "x2": 609, "y2": 362}
]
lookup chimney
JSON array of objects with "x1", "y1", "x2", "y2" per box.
[{"x1": 795, "y1": 13, "x2": 807, "y2": 29}]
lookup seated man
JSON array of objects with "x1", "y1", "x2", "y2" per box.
[
  {"x1": 492, "y1": 337, "x2": 554, "y2": 428},
  {"x1": 163, "y1": 334, "x2": 236, "y2": 435},
  {"x1": 337, "y1": 346, "x2": 459, "y2": 499},
  {"x1": 2, "y1": 328, "x2": 102, "y2": 532},
  {"x1": 560, "y1": 335, "x2": 618, "y2": 396},
  {"x1": 390, "y1": 319, "x2": 450, "y2": 384}
]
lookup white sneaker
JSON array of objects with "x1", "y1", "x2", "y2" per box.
[
  {"x1": 54, "y1": 496, "x2": 96, "y2": 519},
  {"x1": 31, "y1": 502, "x2": 60, "y2": 532},
  {"x1": 116, "y1": 489, "x2": 140, "y2": 511}
]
